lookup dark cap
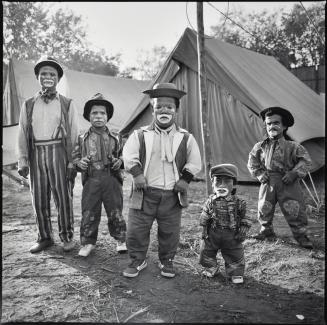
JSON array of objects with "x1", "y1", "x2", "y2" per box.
[
  {"x1": 34, "y1": 56, "x2": 64, "y2": 79},
  {"x1": 210, "y1": 163, "x2": 238, "y2": 181},
  {"x1": 143, "y1": 82, "x2": 186, "y2": 99},
  {"x1": 83, "y1": 93, "x2": 114, "y2": 121},
  {"x1": 260, "y1": 106, "x2": 294, "y2": 127}
]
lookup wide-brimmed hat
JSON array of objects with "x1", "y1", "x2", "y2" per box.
[
  {"x1": 143, "y1": 82, "x2": 186, "y2": 99},
  {"x1": 83, "y1": 93, "x2": 114, "y2": 121},
  {"x1": 34, "y1": 56, "x2": 64, "y2": 79},
  {"x1": 210, "y1": 163, "x2": 238, "y2": 181},
  {"x1": 260, "y1": 106, "x2": 294, "y2": 127}
]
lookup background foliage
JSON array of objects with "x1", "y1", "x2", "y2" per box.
[{"x1": 3, "y1": 2, "x2": 325, "y2": 79}]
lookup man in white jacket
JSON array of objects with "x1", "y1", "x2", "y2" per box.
[{"x1": 122, "y1": 82, "x2": 201, "y2": 278}]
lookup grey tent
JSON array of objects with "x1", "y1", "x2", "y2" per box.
[
  {"x1": 3, "y1": 58, "x2": 150, "y2": 166},
  {"x1": 119, "y1": 28, "x2": 325, "y2": 182}
]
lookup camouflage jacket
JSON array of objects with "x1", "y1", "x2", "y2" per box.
[
  {"x1": 247, "y1": 136, "x2": 312, "y2": 180},
  {"x1": 200, "y1": 194, "x2": 251, "y2": 230}
]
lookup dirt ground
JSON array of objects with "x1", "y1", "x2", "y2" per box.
[{"x1": 1, "y1": 170, "x2": 325, "y2": 324}]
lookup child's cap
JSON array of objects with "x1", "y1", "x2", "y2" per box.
[
  {"x1": 260, "y1": 106, "x2": 294, "y2": 127},
  {"x1": 83, "y1": 93, "x2": 114, "y2": 121},
  {"x1": 210, "y1": 163, "x2": 238, "y2": 181}
]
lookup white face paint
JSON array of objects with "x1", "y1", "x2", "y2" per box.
[
  {"x1": 212, "y1": 176, "x2": 234, "y2": 197},
  {"x1": 152, "y1": 97, "x2": 177, "y2": 128},
  {"x1": 265, "y1": 114, "x2": 286, "y2": 139},
  {"x1": 215, "y1": 188, "x2": 229, "y2": 197},
  {"x1": 38, "y1": 66, "x2": 59, "y2": 90}
]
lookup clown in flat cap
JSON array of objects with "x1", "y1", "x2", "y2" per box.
[
  {"x1": 72, "y1": 93, "x2": 127, "y2": 257},
  {"x1": 17, "y1": 56, "x2": 79, "y2": 254},
  {"x1": 198, "y1": 163, "x2": 252, "y2": 284},
  {"x1": 122, "y1": 82, "x2": 201, "y2": 278},
  {"x1": 247, "y1": 106, "x2": 313, "y2": 249}
]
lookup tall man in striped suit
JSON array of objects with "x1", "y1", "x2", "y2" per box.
[{"x1": 17, "y1": 56, "x2": 79, "y2": 253}]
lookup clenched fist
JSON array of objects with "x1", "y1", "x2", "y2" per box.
[
  {"x1": 133, "y1": 174, "x2": 147, "y2": 191},
  {"x1": 18, "y1": 166, "x2": 29, "y2": 179},
  {"x1": 173, "y1": 179, "x2": 189, "y2": 193},
  {"x1": 257, "y1": 172, "x2": 269, "y2": 184},
  {"x1": 77, "y1": 156, "x2": 91, "y2": 171},
  {"x1": 111, "y1": 158, "x2": 122, "y2": 171},
  {"x1": 282, "y1": 171, "x2": 298, "y2": 185}
]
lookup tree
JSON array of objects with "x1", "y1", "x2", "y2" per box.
[
  {"x1": 3, "y1": 2, "x2": 48, "y2": 61},
  {"x1": 3, "y1": 2, "x2": 121, "y2": 76},
  {"x1": 122, "y1": 46, "x2": 170, "y2": 80},
  {"x1": 282, "y1": 3, "x2": 325, "y2": 67},
  {"x1": 209, "y1": 2, "x2": 325, "y2": 68}
]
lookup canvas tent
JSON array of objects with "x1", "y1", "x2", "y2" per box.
[
  {"x1": 119, "y1": 28, "x2": 325, "y2": 182},
  {"x1": 3, "y1": 58, "x2": 150, "y2": 166}
]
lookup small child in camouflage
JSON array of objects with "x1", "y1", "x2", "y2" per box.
[{"x1": 199, "y1": 164, "x2": 252, "y2": 284}]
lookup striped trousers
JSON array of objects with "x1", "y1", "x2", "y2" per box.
[{"x1": 29, "y1": 143, "x2": 74, "y2": 243}]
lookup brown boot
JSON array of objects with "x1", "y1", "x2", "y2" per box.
[{"x1": 29, "y1": 239, "x2": 54, "y2": 253}]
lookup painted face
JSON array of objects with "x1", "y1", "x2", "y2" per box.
[
  {"x1": 265, "y1": 114, "x2": 286, "y2": 139},
  {"x1": 152, "y1": 97, "x2": 177, "y2": 129},
  {"x1": 212, "y1": 176, "x2": 234, "y2": 197},
  {"x1": 89, "y1": 105, "x2": 108, "y2": 128},
  {"x1": 38, "y1": 66, "x2": 59, "y2": 90}
]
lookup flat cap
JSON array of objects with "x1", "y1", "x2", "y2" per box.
[
  {"x1": 260, "y1": 106, "x2": 294, "y2": 127},
  {"x1": 210, "y1": 163, "x2": 238, "y2": 180}
]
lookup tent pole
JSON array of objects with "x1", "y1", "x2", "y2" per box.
[{"x1": 197, "y1": 2, "x2": 212, "y2": 196}]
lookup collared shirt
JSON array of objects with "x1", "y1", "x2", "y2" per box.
[
  {"x1": 247, "y1": 136, "x2": 312, "y2": 179},
  {"x1": 146, "y1": 124, "x2": 176, "y2": 190},
  {"x1": 17, "y1": 92, "x2": 79, "y2": 168},
  {"x1": 123, "y1": 122, "x2": 202, "y2": 185},
  {"x1": 200, "y1": 194, "x2": 250, "y2": 230}
]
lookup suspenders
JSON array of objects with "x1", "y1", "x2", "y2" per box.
[{"x1": 25, "y1": 95, "x2": 72, "y2": 162}]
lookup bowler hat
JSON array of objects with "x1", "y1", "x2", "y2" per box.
[
  {"x1": 260, "y1": 106, "x2": 294, "y2": 127},
  {"x1": 83, "y1": 93, "x2": 114, "y2": 121},
  {"x1": 210, "y1": 163, "x2": 238, "y2": 181},
  {"x1": 143, "y1": 82, "x2": 186, "y2": 99},
  {"x1": 34, "y1": 56, "x2": 64, "y2": 79}
]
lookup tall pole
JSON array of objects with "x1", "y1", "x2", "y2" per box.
[{"x1": 197, "y1": 2, "x2": 212, "y2": 196}]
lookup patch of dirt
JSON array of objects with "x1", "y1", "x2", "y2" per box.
[{"x1": 1, "y1": 172, "x2": 325, "y2": 323}]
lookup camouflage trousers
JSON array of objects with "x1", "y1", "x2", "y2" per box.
[
  {"x1": 258, "y1": 172, "x2": 308, "y2": 239},
  {"x1": 199, "y1": 228, "x2": 245, "y2": 277},
  {"x1": 80, "y1": 170, "x2": 126, "y2": 245}
]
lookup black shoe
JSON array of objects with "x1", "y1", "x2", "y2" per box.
[
  {"x1": 30, "y1": 239, "x2": 54, "y2": 253},
  {"x1": 159, "y1": 259, "x2": 176, "y2": 278},
  {"x1": 296, "y1": 235, "x2": 313, "y2": 249},
  {"x1": 252, "y1": 230, "x2": 276, "y2": 240},
  {"x1": 123, "y1": 259, "x2": 147, "y2": 278}
]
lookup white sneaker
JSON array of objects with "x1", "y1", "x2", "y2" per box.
[
  {"x1": 63, "y1": 240, "x2": 75, "y2": 252},
  {"x1": 202, "y1": 266, "x2": 219, "y2": 278},
  {"x1": 78, "y1": 244, "x2": 95, "y2": 257},
  {"x1": 116, "y1": 241, "x2": 127, "y2": 253},
  {"x1": 231, "y1": 275, "x2": 244, "y2": 284}
]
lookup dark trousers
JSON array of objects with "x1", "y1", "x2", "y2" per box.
[
  {"x1": 30, "y1": 143, "x2": 74, "y2": 243},
  {"x1": 80, "y1": 171, "x2": 126, "y2": 245},
  {"x1": 127, "y1": 187, "x2": 182, "y2": 263},
  {"x1": 258, "y1": 173, "x2": 308, "y2": 239},
  {"x1": 199, "y1": 228, "x2": 245, "y2": 277}
]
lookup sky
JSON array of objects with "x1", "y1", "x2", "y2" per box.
[{"x1": 45, "y1": 1, "x2": 321, "y2": 70}]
